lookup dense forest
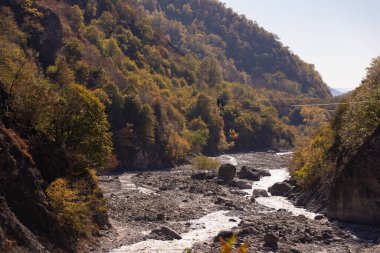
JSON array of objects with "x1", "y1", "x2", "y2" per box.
[
  {"x1": 0, "y1": 0, "x2": 331, "y2": 170},
  {"x1": 0, "y1": 0, "x2": 336, "y2": 251},
  {"x1": 291, "y1": 57, "x2": 380, "y2": 225}
]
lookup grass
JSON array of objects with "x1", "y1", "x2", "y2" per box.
[{"x1": 192, "y1": 156, "x2": 220, "y2": 171}]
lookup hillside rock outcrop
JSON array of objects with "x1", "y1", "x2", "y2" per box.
[{"x1": 328, "y1": 125, "x2": 380, "y2": 225}]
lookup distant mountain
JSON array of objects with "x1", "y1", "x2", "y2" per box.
[{"x1": 329, "y1": 87, "x2": 343, "y2": 97}]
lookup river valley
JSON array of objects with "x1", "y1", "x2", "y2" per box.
[{"x1": 95, "y1": 152, "x2": 380, "y2": 253}]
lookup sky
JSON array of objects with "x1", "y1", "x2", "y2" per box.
[{"x1": 222, "y1": 0, "x2": 380, "y2": 91}]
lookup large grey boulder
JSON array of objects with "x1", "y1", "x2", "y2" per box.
[
  {"x1": 268, "y1": 182, "x2": 292, "y2": 196},
  {"x1": 252, "y1": 189, "x2": 269, "y2": 197},
  {"x1": 218, "y1": 163, "x2": 237, "y2": 183},
  {"x1": 238, "y1": 166, "x2": 260, "y2": 181},
  {"x1": 264, "y1": 233, "x2": 279, "y2": 246},
  {"x1": 235, "y1": 179, "x2": 252, "y2": 189}
]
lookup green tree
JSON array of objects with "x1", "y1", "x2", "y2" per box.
[{"x1": 47, "y1": 84, "x2": 112, "y2": 168}]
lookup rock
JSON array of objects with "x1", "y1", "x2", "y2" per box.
[
  {"x1": 258, "y1": 169, "x2": 271, "y2": 177},
  {"x1": 268, "y1": 182, "x2": 292, "y2": 196},
  {"x1": 151, "y1": 226, "x2": 182, "y2": 240},
  {"x1": 218, "y1": 164, "x2": 237, "y2": 183},
  {"x1": 156, "y1": 213, "x2": 165, "y2": 221},
  {"x1": 215, "y1": 197, "x2": 233, "y2": 206},
  {"x1": 238, "y1": 166, "x2": 261, "y2": 181},
  {"x1": 230, "y1": 190, "x2": 248, "y2": 196},
  {"x1": 252, "y1": 189, "x2": 269, "y2": 197},
  {"x1": 191, "y1": 172, "x2": 207, "y2": 180},
  {"x1": 214, "y1": 230, "x2": 234, "y2": 242},
  {"x1": 314, "y1": 214, "x2": 324, "y2": 220},
  {"x1": 328, "y1": 125, "x2": 380, "y2": 226},
  {"x1": 235, "y1": 179, "x2": 252, "y2": 189},
  {"x1": 250, "y1": 197, "x2": 256, "y2": 203},
  {"x1": 264, "y1": 233, "x2": 279, "y2": 246}
]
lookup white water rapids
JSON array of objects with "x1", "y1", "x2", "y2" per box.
[
  {"x1": 109, "y1": 153, "x2": 317, "y2": 253},
  {"x1": 110, "y1": 211, "x2": 240, "y2": 253},
  {"x1": 243, "y1": 168, "x2": 317, "y2": 219}
]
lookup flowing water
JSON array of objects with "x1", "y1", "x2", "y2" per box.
[
  {"x1": 243, "y1": 168, "x2": 318, "y2": 219},
  {"x1": 110, "y1": 211, "x2": 240, "y2": 253},
  {"x1": 109, "y1": 152, "x2": 317, "y2": 252}
]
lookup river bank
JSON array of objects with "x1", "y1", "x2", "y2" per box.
[{"x1": 93, "y1": 152, "x2": 380, "y2": 253}]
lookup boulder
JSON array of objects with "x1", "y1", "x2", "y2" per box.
[
  {"x1": 191, "y1": 172, "x2": 206, "y2": 180},
  {"x1": 252, "y1": 189, "x2": 269, "y2": 197},
  {"x1": 314, "y1": 214, "x2": 325, "y2": 220},
  {"x1": 218, "y1": 164, "x2": 236, "y2": 183},
  {"x1": 235, "y1": 179, "x2": 252, "y2": 189},
  {"x1": 258, "y1": 169, "x2": 271, "y2": 177},
  {"x1": 151, "y1": 226, "x2": 182, "y2": 240},
  {"x1": 264, "y1": 233, "x2": 279, "y2": 246},
  {"x1": 238, "y1": 166, "x2": 260, "y2": 181},
  {"x1": 268, "y1": 182, "x2": 292, "y2": 196},
  {"x1": 214, "y1": 230, "x2": 234, "y2": 242}
]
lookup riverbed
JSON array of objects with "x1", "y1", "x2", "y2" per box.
[{"x1": 96, "y1": 152, "x2": 378, "y2": 253}]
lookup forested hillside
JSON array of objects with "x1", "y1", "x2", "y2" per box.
[
  {"x1": 138, "y1": 0, "x2": 331, "y2": 98},
  {"x1": 0, "y1": 0, "x2": 334, "y2": 250},
  {"x1": 1, "y1": 0, "x2": 332, "y2": 169},
  {"x1": 291, "y1": 57, "x2": 380, "y2": 225}
]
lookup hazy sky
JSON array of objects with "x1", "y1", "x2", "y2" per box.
[{"x1": 222, "y1": 0, "x2": 380, "y2": 90}]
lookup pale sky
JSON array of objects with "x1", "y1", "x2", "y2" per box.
[{"x1": 222, "y1": 0, "x2": 380, "y2": 90}]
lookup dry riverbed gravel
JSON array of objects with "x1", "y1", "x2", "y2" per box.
[{"x1": 91, "y1": 152, "x2": 380, "y2": 253}]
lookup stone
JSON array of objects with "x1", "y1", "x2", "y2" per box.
[
  {"x1": 264, "y1": 233, "x2": 279, "y2": 246},
  {"x1": 151, "y1": 226, "x2": 182, "y2": 240},
  {"x1": 215, "y1": 197, "x2": 233, "y2": 206},
  {"x1": 235, "y1": 179, "x2": 253, "y2": 189},
  {"x1": 314, "y1": 214, "x2": 325, "y2": 220},
  {"x1": 252, "y1": 189, "x2": 269, "y2": 197},
  {"x1": 214, "y1": 230, "x2": 234, "y2": 242},
  {"x1": 238, "y1": 166, "x2": 261, "y2": 181},
  {"x1": 191, "y1": 172, "x2": 207, "y2": 180},
  {"x1": 268, "y1": 182, "x2": 292, "y2": 196},
  {"x1": 218, "y1": 164, "x2": 237, "y2": 183}
]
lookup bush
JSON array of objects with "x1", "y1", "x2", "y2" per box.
[
  {"x1": 46, "y1": 178, "x2": 91, "y2": 236},
  {"x1": 192, "y1": 156, "x2": 220, "y2": 171}
]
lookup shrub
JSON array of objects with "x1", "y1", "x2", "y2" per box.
[
  {"x1": 46, "y1": 178, "x2": 91, "y2": 236},
  {"x1": 192, "y1": 156, "x2": 220, "y2": 171}
]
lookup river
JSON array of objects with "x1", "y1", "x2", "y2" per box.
[{"x1": 108, "y1": 152, "x2": 319, "y2": 253}]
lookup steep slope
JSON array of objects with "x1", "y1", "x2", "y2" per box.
[
  {"x1": 138, "y1": 0, "x2": 331, "y2": 98},
  {"x1": 2, "y1": 0, "x2": 331, "y2": 170},
  {"x1": 291, "y1": 57, "x2": 380, "y2": 225},
  {"x1": 329, "y1": 124, "x2": 380, "y2": 225}
]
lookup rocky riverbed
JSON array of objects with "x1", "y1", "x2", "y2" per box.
[{"x1": 94, "y1": 152, "x2": 380, "y2": 253}]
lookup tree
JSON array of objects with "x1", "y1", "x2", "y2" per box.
[
  {"x1": 47, "y1": 84, "x2": 112, "y2": 168},
  {"x1": 191, "y1": 94, "x2": 229, "y2": 153},
  {"x1": 69, "y1": 5, "x2": 85, "y2": 33}
]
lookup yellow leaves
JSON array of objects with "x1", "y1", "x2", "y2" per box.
[
  {"x1": 219, "y1": 234, "x2": 248, "y2": 253},
  {"x1": 21, "y1": 0, "x2": 43, "y2": 17},
  {"x1": 46, "y1": 178, "x2": 90, "y2": 235},
  {"x1": 166, "y1": 132, "x2": 191, "y2": 161},
  {"x1": 184, "y1": 234, "x2": 248, "y2": 253},
  {"x1": 290, "y1": 125, "x2": 334, "y2": 188}
]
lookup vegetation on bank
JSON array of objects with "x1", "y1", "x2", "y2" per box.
[
  {"x1": 291, "y1": 57, "x2": 380, "y2": 189},
  {"x1": 193, "y1": 156, "x2": 220, "y2": 170}
]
